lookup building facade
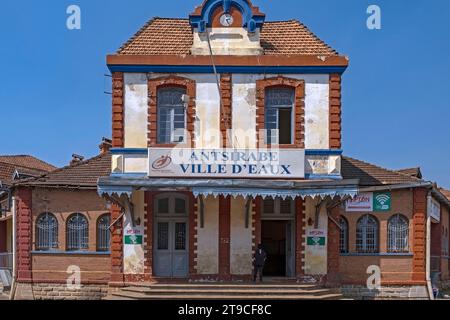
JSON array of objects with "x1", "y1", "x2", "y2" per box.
[{"x1": 10, "y1": 0, "x2": 450, "y2": 300}]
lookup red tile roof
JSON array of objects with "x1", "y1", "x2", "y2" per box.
[
  {"x1": 14, "y1": 153, "x2": 111, "y2": 189},
  {"x1": 441, "y1": 189, "x2": 450, "y2": 201},
  {"x1": 117, "y1": 18, "x2": 338, "y2": 56},
  {"x1": 396, "y1": 167, "x2": 423, "y2": 179},
  {"x1": 342, "y1": 157, "x2": 422, "y2": 186},
  {"x1": 0, "y1": 155, "x2": 56, "y2": 186}
]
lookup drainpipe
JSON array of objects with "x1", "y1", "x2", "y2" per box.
[
  {"x1": 9, "y1": 196, "x2": 16, "y2": 300},
  {"x1": 426, "y1": 191, "x2": 434, "y2": 300}
]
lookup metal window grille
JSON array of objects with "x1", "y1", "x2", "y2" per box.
[
  {"x1": 36, "y1": 213, "x2": 58, "y2": 251},
  {"x1": 158, "y1": 222, "x2": 169, "y2": 250},
  {"x1": 387, "y1": 214, "x2": 409, "y2": 253},
  {"x1": 97, "y1": 214, "x2": 111, "y2": 252},
  {"x1": 263, "y1": 198, "x2": 275, "y2": 214},
  {"x1": 157, "y1": 87, "x2": 186, "y2": 144},
  {"x1": 356, "y1": 215, "x2": 379, "y2": 253},
  {"x1": 339, "y1": 217, "x2": 349, "y2": 254},
  {"x1": 66, "y1": 213, "x2": 89, "y2": 251},
  {"x1": 175, "y1": 223, "x2": 186, "y2": 250},
  {"x1": 280, "y1": 199, "x2": 292, "y2": 214},
  {"x1": 265, "y1": 87, "x2": 294, "y2": 144}
]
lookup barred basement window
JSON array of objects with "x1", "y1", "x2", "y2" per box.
[
  {"x1": 356, "y1": 215, "x2": 379, "y2": 253},
  {"x1": 157, "y1": 87, "x2": 186, "y2": 144},
  {"x1": 388, "y1": 214, "x2": 409, "y2": 253},
  {"x1": 67, "y1": 213, "x2": 89, "y2": 251},
  {"x1": 339, "y1": 217, "x2": 349, "y2": 254},
  {"x1": 97, "y1": 214, "x2": 111, "y2": 252},
  {"x1": 265, "y1": 87, "x2": 294, "y2": 145},
  {"x1": 36, "y1": 213, "x2": 58, "y2": 251}
]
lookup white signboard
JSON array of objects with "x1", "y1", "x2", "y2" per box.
[
  {"x1": 346, "y1": 193, "x2": 373, "y2": 212},
  {"x1": 428, "y1": 197, "x2": 441, "y2": 222},
  {"x1": 148, "y1": 148, "x2": 305, "y2": 179}
]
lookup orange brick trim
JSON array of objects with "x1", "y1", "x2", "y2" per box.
[
  {"x1": 327, "y1": 206, "x2": 341, "y2": 285},
  {"x1": 255, "y1": 76, "x2": 305, "y2": 148},
  {"x1": 220, "y1": 74, "x2": 232, "y2": 148},
  {"x1": 218, "y1": 196, "x2": 231, "y2": 280},
  {"x1": 144, "y1": 192, "x2": 154, "y2": 279},
  {"x1": 110, "y1": 204, "x2": 124, "y2": 284},
  {"x1": 189, "y1": 194, "x2": 197, "y2": 277},
  {"x1": 16, "y1": 188, "x2": 33, "y2": 282},
  {"x1": 148, "y1": 75, "x2": 196, "y2": 148},
  {"x1": 295, "y1": 198, "x2": 306, "y2": 277},
  {"x1": 412, "y1": 188, "x2": 427, "y2": 281},
  {"x1": 329, "y1": 74, "x2": 342, "y2": 149},
  {"x1": 112, "y1": 72, "x2": 124, "y2": 148},
  {"x1": 252, "y1": 199, "x2": 259, "y2": 255}
]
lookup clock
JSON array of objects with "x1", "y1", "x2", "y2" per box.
[{"x1": 220, "y1": 13, "x2": 234, "y2": 27}]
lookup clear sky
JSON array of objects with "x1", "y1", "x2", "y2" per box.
[{"x1": 0, "y1": 0, "x2": 449, "y2": 188}]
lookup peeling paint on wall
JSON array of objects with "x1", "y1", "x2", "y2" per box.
[
  {"x1": 196, "y1": 196, "x2": 219, "y2": 274},
  {"x1": 123, "y1": 191, "x2": 145, "y2": 274},
  {"x1": 124, "y1": 73, "x2": 148, "y2": 148},
  {"x1": 230, "y1": 197, "x2": 253, "y2": 275}
]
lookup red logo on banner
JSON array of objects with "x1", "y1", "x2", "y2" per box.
[{"x1": 152, "y1": 155, "x2": 172, "y2": 170}]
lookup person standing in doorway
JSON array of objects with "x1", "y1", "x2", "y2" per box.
[{"x1": 253, "y1": 244, "x2": 267, "y2": 283}]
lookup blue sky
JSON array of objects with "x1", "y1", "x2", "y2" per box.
[{"x1": 0, "y1": 0, "x2": 449, "y2": 188}]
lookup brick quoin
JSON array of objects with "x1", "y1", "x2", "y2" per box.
[
  {"x1": 218, "y1": 196, "x2": 231, "y2": 280},
  {"x1": 327, "y1": 206, "x2": 341, "y2": 286},
  {"x1": 295, "y1": 197, "x2": 306, "y2": 278},
  {"x1": 329, "y1": 74, "x2": 342, "y2": 149},
  {"x1": 256, "y1": 76, "x2": 305, "y2": 149},
  {"x1": 148, "y1": 75, "x2": 196, "y2": 148},
  {"x1": 220, "y1": 73, "x2": 232, "y2": 148},
  {"x1": 16, "y1": 188, "x2": 33, "y2": 282},
  {"x1": 144, "y1": 192, "x2": 154, "y2": 281},
  {"x1": 412, "y1": 188, "x2": 427, "y2": 282},
  {"x1": 112, "y1": 72, "x2": 124, "y2": 148},
  {"x1": 110, "y1": 204, "x2": 124, "y2": 285}
]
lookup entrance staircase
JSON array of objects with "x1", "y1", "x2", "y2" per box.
[{"x1": 105, "y1": 281, "x2": 343, "y2": 300}]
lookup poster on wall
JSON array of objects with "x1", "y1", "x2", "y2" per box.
[
  {"x1": 373, "y1": 192, "x2": 391, "y2": 212},
  {"x1": 306, "y1": 229, "x2": 327, "y2": 246},
  {"x1": 345, "y1": 193, "x2": 373, "y2": 212},
  {"x1": 124, "y1": 227, "x2": 143, "y2": 245}
]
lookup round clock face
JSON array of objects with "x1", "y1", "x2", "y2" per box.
[{"x1": 220, "y1": 14, "x2": 234, "y2": 27}]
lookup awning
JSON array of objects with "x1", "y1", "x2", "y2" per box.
[{"x1": 98, "y1": 176, "x2": 359, "y2": 200}]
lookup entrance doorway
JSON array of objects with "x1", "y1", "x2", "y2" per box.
[
  {"x1": 153, "y1": 194, "x2": 189, "y2": 278},
  {"x1": 261, "y1": 221, "x2": 294, "y2": 277}
]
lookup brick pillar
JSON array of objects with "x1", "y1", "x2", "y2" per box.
[
  {"x1": 189, "y1": 194, "x2": 197, "y2": 277},
  {"x1": 253, "y1": 198, "x2": 262, "y2": 253},
  {"x1": 16, "y1": 188, "x2": 32, "y2": 282},
  {"x1": 295, "y1": 197, "x2": 306, "y2": 278},
  {"x1": 219, "y1": 196, "x2": 231, "y2": 280},
  {"x1": 0, "y1": 221, "x2": 6, "y2": 252},
  {"x1": 327, "y1": 206, "x2": 341, "y2": 286},
  {"x1": 112, "y1": 72, "x2": 124, "y2": 148},
  {"x1": 412, "y1": 188, "x2": 427, "y2": 282},
  {"x1": 110, "y1": 204, "x2": 124, "y2": 285},
  {"x1": 220, "y1": 74, "x2": 232, "y2": 148},
  {"x1": 144, "y1": 192, "x2": 154, "y2": 280},
  {"x1": 329, "y1": 74, "x2": 342, "y2": 149}
]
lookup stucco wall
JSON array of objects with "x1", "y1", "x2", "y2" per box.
[
  {"x1": 196, "y1": 196, "x2": 219, "y2": 274},
  {"x1": 124, "y1": 73, "x2": 148, "y2": 148},
  {"x1": 123, "y1": 191, "x2": 145, "y2": 274},
  {"x1": 230, "y1": 197, "x2": 252, "y2": 275}
]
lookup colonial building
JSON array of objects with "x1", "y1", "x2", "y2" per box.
[
  {"x1": 10, "y1": 0, "x2": 450, "y2": 300},
  {"x1": 0, "y1": 155, "x2": 55, "y2": 291}
]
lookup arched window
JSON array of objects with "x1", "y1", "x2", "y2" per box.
[
  {"x1": 388, "y1": 214, "x2": 409, "y2": 253},
  {"x1": 356, "y1": 215, "x2": 379, "y2": 253},
  {"x1": 265, "y1": 87, "x2": 295, "y2": 145},
  {"x1": 97, "y1": 214, "x2": 111, "y2": 252},
  {"x1": 66, "y1": 213, "x2": 89, "y2": 251},
  {"x1": 157, "y1": 87, "x2": 186, "y2": 144},
  {"x1": 339, "y1": 217, "x2": 349, "y2": 254},
  {"x1": 36, "y1": 213, "x2": 58, "y2": 251}
]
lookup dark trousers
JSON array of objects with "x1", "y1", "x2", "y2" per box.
[{"x1": 253, "y1": 265, "x2": 264, "y2": 281}]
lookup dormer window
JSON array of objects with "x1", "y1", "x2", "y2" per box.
[
  {"x1": 157, "y1": 87, "x2": 187, "y2": 144},
  {"x1": 265, "y1": 87, "x2": 295, "y2": 145}
]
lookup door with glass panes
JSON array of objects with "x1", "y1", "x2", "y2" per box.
[{"x1": 153, "y1": 194, "x2": 189, "y2": 278}]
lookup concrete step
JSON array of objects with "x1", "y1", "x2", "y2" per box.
[
  {"x1": 125, "y1": 283, "x2": 321, "y2": 290},
  {"x1": 107, "y1": 291, "x2": 343, "y2": 301},
  {"x1": 121, "y1": 287, "x2": 332, "y2": 295}
]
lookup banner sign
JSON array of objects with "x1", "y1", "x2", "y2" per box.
[
  {"x1": 124, "y1": 235, "x2": 143, "y2": 245},
  {"x1": 346, "y1": 192, "x2": 392, "y2": 212},
  {"x1": 346, "y1": 193, "x2": 373, "y2": 212},
  {"x1": 306, "y1": 229, "x2": 326, "y2": 246},
  {"x1": 148, "y1": 148, "x2": 305, "y2": 179}
]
